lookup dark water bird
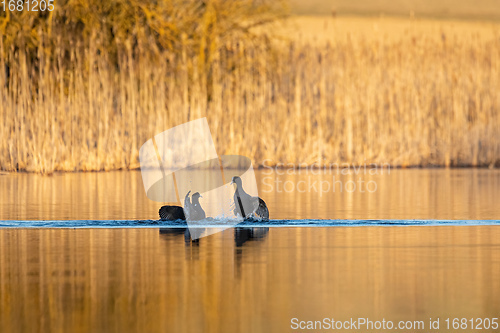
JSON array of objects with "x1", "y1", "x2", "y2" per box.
[
  {"x1": 159, "y1": 205, "x2": 185, "y2": 221},
  {"x1": 184, "y1": 191, "x2": 206, "y2": 221},
  {"x1": 231, "y1": 176, "x2": 269, "y2": 220}
]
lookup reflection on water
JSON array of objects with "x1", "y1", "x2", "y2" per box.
[
  {"x1": 159, "y1": 227, "x2": 269, "y2": 247},
  {"x1": 1, "y1": 169, "x2": 499, "y2": 332},
  {"x1": 0, "y1": 168, "x2": 499, "y2": 220},
  {"x1": 0, "y1": 227, "x2": 499, "y2": 333}
]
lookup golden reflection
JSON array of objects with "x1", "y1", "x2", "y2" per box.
[
  {"x1": 0, "y1": 169, "x2": 499, "y2": 220},
  {"x1": 0, "y1": 227, "x2": 499, "y2": 333}
]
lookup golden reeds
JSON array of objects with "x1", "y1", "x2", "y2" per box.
[{"x1": 1, "y1": 17, "x2": 499, "y2": 172}]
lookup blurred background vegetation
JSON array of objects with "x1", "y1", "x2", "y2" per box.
[
  {"x1": 0, "y1": 0, "x2": 287, "y2": 103},
  {"x1": 0, "y1": 0, "x2": 499, "y2": 173},
  {"x1": 0, "y1": 0, "x2": 287, "y2": 60},
  {"x1": 290, "y1": 0, "x2": 500, "y2": 20}
]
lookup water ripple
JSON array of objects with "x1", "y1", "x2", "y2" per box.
[{"x1": 0, "y1": 219, "x2": 499, "y2": 228}]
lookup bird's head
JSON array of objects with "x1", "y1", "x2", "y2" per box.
[
  {"x1": 192, "y1": 192, "x2": 202, "y2": 200},
  {"x1": 230, "y1": 176, "x2": 242, "y2": 187}
]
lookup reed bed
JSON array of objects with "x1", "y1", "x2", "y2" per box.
[{"x1": 1, "y1": 20, "x2": 499, "y2": 172}]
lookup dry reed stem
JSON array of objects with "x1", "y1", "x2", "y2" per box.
[{"x1": 0, "y1": 24, "x2": 499, "y2": 173}]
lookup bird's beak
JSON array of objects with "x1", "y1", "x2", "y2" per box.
[
  {"x1": 230, "y1": 180, "x2": 234, "y2": 185},
  {"x1": 199, "y1": 195, "x2": 203, "y2": 198}
]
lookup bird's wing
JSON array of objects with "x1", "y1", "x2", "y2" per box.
[
  {"x1": 159, "y1": 206, "x2": 186, "y2": 220},
  {"x1": 240, "y1": 194, "x2": 259, "y2": 218},
  {"x1": 184, "y1": 194, "x2": 192, "y2": 220},
  {"x1": 250, "y1": 196, "x2": 260, "y2": 212},
  {"x1": 256, "y1": 197, "x2": 270, "y2": 220},
  {"x1": 184, "y1": 196, "x2": 191, "y2": 209}
]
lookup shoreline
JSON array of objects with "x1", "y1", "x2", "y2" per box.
[{"x1": 1, "y1": 164, "x2": 499, "y2": 175}]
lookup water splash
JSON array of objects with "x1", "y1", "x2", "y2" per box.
[{"x1": 1, "y1": 219, "x2": 499, "y2": 228}]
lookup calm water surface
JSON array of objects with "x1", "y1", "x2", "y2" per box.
[
  {"x1": 1, "y1": 227, "x2": 499, "y2": 333},
  {"x1": 0, "y1": 169, "x2": 499, "y2": 333},
  {"x1": 1, "y1": 169, "x2": 499, "y2": 220}
]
